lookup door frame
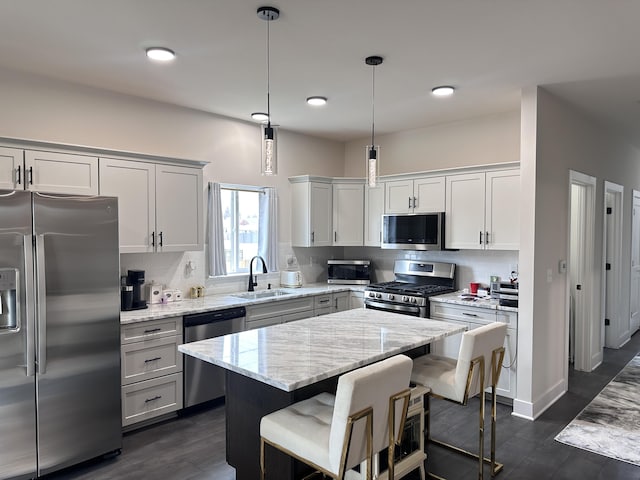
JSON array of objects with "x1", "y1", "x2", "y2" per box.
[
  {"x1": 602, "y1": 181, "x2": 624, "y2": 349},
  {"x1": 566, "y1": 170, "x2": 597, "y2": 375}
]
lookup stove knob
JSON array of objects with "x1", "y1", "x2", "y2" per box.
[
  {"x1": 402, "y1": 296, "x2": 409, "y2": 302},
  {"x1": 388, "y1": 294, "x2": 395, "y2": 301},
  {"x1": 410, "y1": 297, "x2": 418, "y2": 304},
  {"x1": 375, "y1": 293, "x2": 382, "y2": 299}
]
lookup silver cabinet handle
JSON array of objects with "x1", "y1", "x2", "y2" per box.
[
  {"x1": 159, "y1": 231, "x2": 163, "y2": 247},
  {"x1": 334, "y1": 231, "x2": 337, "y2": 242},
  {"x1": 319, "y1": 299, "x2": 330, "y2": 304},
  {"x1": 462, "y1": 312, "x2": 479, "y2": 317},
  {"x1": 485, "y1": 231, "x2": 490, "y2": 244},
  {"x1": 28, "y1": 166, "x2": 33, "y2": 185},
  {"x1": 144, "y1": 357, "x2": 162, "y2": 363},
  {"x1": 311, "y1": 231, "x2": 315, "y2": 243},
  {"x1": 144, "y1": 327, "x2": 162, "y2": 334},
  {"x1": 24, "y1": 235, "x2": 36, "y2": 377},
  {"x1": 151, "y1": 231, "x2": 155, "y2": 247},
  {"x1": 144, "y1": 395, "x2": 162, "y2": 403},
  {"x1": 479, "y1": 231, "x2": 483, "y2": 244},
  {"x1": 16, "y1": 166, "x2": 22, "y2": 186},
  {"x1": 408, "y1": 197, "x2": 412, "y2": 209},
  {"x1": 35, "y1": 234, "x2": 47, "y2": 374},
  {"x1": 413, "y1": 196, "x2": 417, "y2": 209}
]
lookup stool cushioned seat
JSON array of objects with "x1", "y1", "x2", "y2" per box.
[
  {"x1": 260, "y1": 392, "x2": 336, "y2": 473},
  {"x1": 260, "y1": 354, "x2": 413, "y2": 479}
]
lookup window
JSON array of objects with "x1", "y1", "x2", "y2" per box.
[{"x1": 220, "y1": 187, "x2": 261, "y2": 274}]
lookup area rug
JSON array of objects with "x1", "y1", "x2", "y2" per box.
[{"x1": 554, "y1": 354, "x2": 640, "y2": 466}]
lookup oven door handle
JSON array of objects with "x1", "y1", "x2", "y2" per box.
[{"x1": 365, "y1": 299, "x2": 422, "y2": 315}]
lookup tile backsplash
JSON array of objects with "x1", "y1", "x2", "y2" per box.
[{"x1": 121, "y1": 244, "x2": 518, "y2": 298}]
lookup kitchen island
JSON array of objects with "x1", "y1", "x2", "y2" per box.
[{"x1": 178, "y1": 308, "x2": 465, "y2": 480}]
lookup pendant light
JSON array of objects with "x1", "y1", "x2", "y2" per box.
[
  {"x1": 257, "y1": 6, "x2": 279, "y2": 176},
  {"x1": 365, "y1": 56, "x2": 383, "y2": 187}
]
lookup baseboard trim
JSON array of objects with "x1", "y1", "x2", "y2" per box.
[{"x1": 512, "y1": 378, "x2": 566, "y2": 421}]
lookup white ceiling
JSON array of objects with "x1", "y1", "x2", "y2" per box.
[{"x1": 1, "y1": 0, "x2": 640, "y2": 144}]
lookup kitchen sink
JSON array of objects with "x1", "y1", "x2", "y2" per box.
[{"x1": 229, "y1": 289, "x2": 292, "y2": 300}]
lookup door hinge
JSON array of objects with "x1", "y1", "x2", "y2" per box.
[
  {"x1": 606, "y1": 207, "x2": 612, "y2": 215},
  {"x1": 605, "y1": 318, "x2": 610, "y2": 326},
  {"x1": 606, "y1": 263, "x2": 611, "y2": 270}
]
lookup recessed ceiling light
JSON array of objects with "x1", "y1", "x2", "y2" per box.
[
  {"x1": 251, "y1": 112, "x2": 269, "y2": 122},
  {"x1": 306, "y1": 96, "x2": 328, "y2": 106},
  {"x1": 145, "y1": 47, "x2": 176, "y2": 62},
  {"x1": 432, "y1": 86, "x2": 455, "y2": 97}
]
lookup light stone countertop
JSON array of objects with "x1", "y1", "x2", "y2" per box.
[
  {"x1": 119, "y1": 283, "x2": 365, "y2": 325},
  {"x1": 430, "y1": 291, "x2": 518, "y2": 313},
  {"x1": 178, "y1": 308, "x2": 466, "y2": 392}
]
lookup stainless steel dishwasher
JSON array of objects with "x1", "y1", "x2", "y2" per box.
[{"x1": 183, "y1": 306, "x2": 246, "y2": 407}]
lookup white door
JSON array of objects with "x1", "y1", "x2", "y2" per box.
[
  {"x1": 445, "y1": 173, "x2": 485, "y2": 249},
  {"x1": 413, "y1": 176, "x2": 445, "y2": 213},
  {"x1": 0, "y1": 147, "x2": 22, "y2": 190},
  {"x1": 485, "y1": 170, "x2": 520, "y2": 250},
  {"x1": 25, "y1": 150, "x2": 98, "y2": 195},
  {"x1": 332, "y1": 183, "x2": 364, "y2": 246},
  {"x1": 630, "y1": 191, "x2": 640, "y2": 334},
  {"x1": 568, "y1": 170, "x2": 597, "y2": 372},
  {"x1": 99, "y1": 158, "x2": 156, "y2": 253},
  {"x1": 155, "y1": 164, "x2": 203, "y2": 252},
  {"x1": 364, "y1": 184, "x2": 384, "y2": 246},
  {"x1": 310, "y1": 182, "x2": 332, "y2": 246},
  {"x1": 384, "y1": 180, "x2": 413, "y2": 213}
]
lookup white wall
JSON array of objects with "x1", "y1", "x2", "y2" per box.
[
  {"x1": 343, "y1": 110, "x2": 520, "y2": 176},
  {"x1": 515, "y1": 87, "x2": 640, "y2": 419},
  {"x1": 0, "y1": 67, "x2": 344, "y2": 293}
]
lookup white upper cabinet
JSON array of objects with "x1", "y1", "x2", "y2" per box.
[
  {"x1": 385, "y1": 176, "x2": 445, "y2": 213},
  {"x1": 25, "y1": 151, "x2": 99, "y2": 195},
  {"x1": 445, "y1": 168, "x2": 519, "y2": 250},
  {"x1": 485, "y1": 170, "x2": 520, "y2": 250},
  {"x1": 155, "y1": 164, "x2": 203, "y2": 252},
  {"x1": 0, "y1": 148, "x2": 98, "y2": 194},
  {"x1": 332, "y1": 182, "x2": 364, "y2": 246},
  {"x1": 364, "y1": 184, "x2": 384, "y2": 246},
  {"x1": 100, "y1": 158, "x2": 203, "y2": 253},
  {"x1": 0, "y1": 147, "x2": 22, "y2": 190},
  {"x1": 290, "y1": 177, "x2": 333, "y2": 247}
]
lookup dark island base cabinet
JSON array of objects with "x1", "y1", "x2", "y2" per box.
[
  {"x1": 225, "y1": 371, "x2": 338, "y2": 480},
  {"x1": 224, "y1": 345, "x2": 428, "y2": 480}
]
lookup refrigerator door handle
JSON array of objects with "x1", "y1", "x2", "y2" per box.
[
  {"x1": 35, "y1": 234, "x2": 47, "y2": 374},
  {"x1": 24, "y1": 234, "x2": 36, "y2": 377}
]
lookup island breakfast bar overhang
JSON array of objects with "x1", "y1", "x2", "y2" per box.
[{"x1": 178, "y1": 308, "x2": 466, "y2": 480}]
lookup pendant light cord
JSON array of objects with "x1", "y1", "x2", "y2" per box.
[
  {"x1": 266, "y1": 16, "x2": 271, "y2": 128},
  {"x1": 371, "y1": 64, "x2": 376, "y2": 147}
]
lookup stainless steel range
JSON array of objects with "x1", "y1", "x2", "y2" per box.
[{"x1": 364, "y1": 260, "x2": 456, "y2": 317}]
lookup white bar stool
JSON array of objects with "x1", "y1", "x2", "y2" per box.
[
  {"x1": 411, "y1": 322, "x2": 507, "y2": 480},
  {"x1": 260, "y1": 354, "x2": 413, "y2": 480}
]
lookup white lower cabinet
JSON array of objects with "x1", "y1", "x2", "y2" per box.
[
  {"x1": 314, "y1": 292, "x2": 350, "y2": 316},
  {"x1": 430, "y1": 302, "x2": 517, "y2": 400},
  {"x1": 349, "y1": 291, "x2": 365, "y2": 309},
  {"x1": 120, "y1": 316, "x2": 183, "y2": 428},
  {"x1": 245, "y1": 297, "x2": 314, "y2": 329}
]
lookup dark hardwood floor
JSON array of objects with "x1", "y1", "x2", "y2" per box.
[{"x1": 45, "y1": 332, "x2": 640, "y2": 480}]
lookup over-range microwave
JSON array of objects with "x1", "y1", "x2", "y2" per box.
[
  {"x1": 327, "y1": 260, "x2": 371, "y2": 285},
  {"x1": 381, "y1": 212, "x2": 445, "y2": 250}
]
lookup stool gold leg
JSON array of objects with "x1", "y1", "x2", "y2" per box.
[{"x1": 260, "y1": 437, "x2": 266, "y2": 480}]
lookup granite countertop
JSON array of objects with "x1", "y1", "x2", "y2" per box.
[
  {"x1": 430, "y1": 291, "x2": 518, "y2": 313},
  {"x1": 119, "y1": 283, "x2": 366, "y2": 325},
  {"x1": 177, "y1": 308, "x2": 465, "y2": 392}
]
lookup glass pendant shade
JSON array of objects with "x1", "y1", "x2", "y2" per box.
[
  {"x1": 366, "y1": 145, "x2": 379, "y2": 187},
  {"x1": 261, "y1": 124, "x2": 277, "y2": 175}
]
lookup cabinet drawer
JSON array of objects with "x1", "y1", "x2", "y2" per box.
[
  {"x1": 314, "y1": 295, "x2": 332, "y2": 309},
  {"x1": 496, "y1": 310, "x2": 518, "y2": 328},
  {"x1": 246, "y1": 316, "x2": 281, "y2": 330},
  {"x1": 122, "y1": 373, "x2": 183, "y2": 427},
  {"x1": 281, "y1": 311, "x2": 312, "y2": 323},
  {"x1": 246, "y1": 297, "x2": 314, "y2": 321},
  {"x1": 121, "y1": 336, "x2": 183, "y2": 385},
  {"x1": 121, "y1": 316, "x2": 182, "y2": 344},
  {"x1": 430, "y1": 302, "x2": 496, "y2": 324}
]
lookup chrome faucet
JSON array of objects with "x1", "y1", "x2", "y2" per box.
[{"x1": 248, "y1": 256, "x2": 268, "y2": 292}]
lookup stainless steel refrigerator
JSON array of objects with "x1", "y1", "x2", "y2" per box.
[{"x1": 0, "y1": 190, "x2": 122, "y2": 480}]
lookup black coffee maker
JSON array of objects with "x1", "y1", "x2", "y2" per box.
[{"x1": 121, "y1": 269, "x2": 148, "y2": 311}]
